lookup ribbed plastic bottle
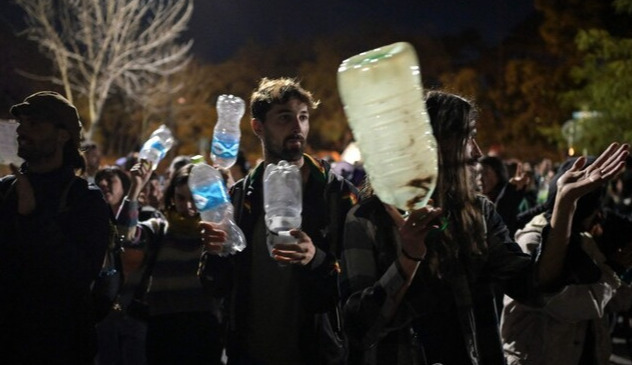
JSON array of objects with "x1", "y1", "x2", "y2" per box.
[
  {"x1": 337, "y1": 42, "x2": 438, "y2": 212},
  {"x1": 263, "y1": 160, "x2": 302, "y2": 257},
  {"x1": 188, "y1": 162, "x2": 246, "y2": 256},
  {"x1": 211, "y1": 94, "x2": 245, "y2": 168},
  {"x1": 138, "y1": 124, "x2": 174, "y2": 171}
]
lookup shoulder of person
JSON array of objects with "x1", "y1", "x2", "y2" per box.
[
  {"x1": 476, "y1": 194, "x2": 497, "y2": 221},
  {"x1": 0, "y1": 174, "x2": 17, "y2": 189},
  {"x1": 73, "y1": 177, "x2": 106, "y2": 201},
  {"x1": 352, "y1": 195, "x2": 384, "y2": 219},
  {"x1": 323, "y1": 160, "x2": 359, "y2": 199},
  {"x1": 0, "y1": 175, "x2": 17, "y2": 201}
]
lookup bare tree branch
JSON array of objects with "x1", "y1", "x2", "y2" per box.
[{"x1": 14, "y1": 0, "x2": 194, "y2": 141}]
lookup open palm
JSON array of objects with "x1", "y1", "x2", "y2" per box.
[{"x1": 556, "y1": 142, "x2": 629, "y2": 202}]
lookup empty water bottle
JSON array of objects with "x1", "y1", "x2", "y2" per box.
[
  {"x1": 139, "y1": 124, "x2": 174, "y2": 171},
  {"x1": 211, "y1": 94, "x2": 245, "y2": 169},
  {"x1": 263, "y1": 160, "x2": 302, "y2": 258},
  {"x1": 189, "y1": 162, "x2": 246, "y2": 256}
]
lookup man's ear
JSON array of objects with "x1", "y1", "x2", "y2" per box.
[{"x1": 251, "y1": 118, "x2": 264, "y2": 138}]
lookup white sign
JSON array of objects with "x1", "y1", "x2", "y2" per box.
[{"x1": 0, "y1": 119, "x2": 23, "y2": 166}]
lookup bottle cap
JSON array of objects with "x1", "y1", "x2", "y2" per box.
[{"x1": 191, "y1": 155, "x2": 205, "y2": 164}]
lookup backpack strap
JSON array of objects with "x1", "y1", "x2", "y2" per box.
[
  {"x1": 231, "y1": 174, "x2": 249, "y2": 226},
  {"x1": 132, "y1": 220, "x2": 166, "y2": 302},
  {"x1": 1, "y1": 175, "x2": 83, "y2": 215},
  {"x1": 58, "y1": 176, "x2": 84, "y2": 213},
  {"x1": 324, "y1": 172, "x2": 344, "y2": 260}
]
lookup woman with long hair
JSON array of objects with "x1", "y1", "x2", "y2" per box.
[{"x1": 340, "y1": 90, "x2": 629, "y2": 364}]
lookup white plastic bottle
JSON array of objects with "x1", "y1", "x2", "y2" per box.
[
  {"x1": 138, "y1": 124, "x2": 174, "y2": 171},
  {"x1": 189, "y1": 162, "x2": 246, "y2": 256},
  {"x1": 337, "y1": 42, "x2": 438, "y2": 212},
  {"x1": 263, "y1": 160, "x2": 302, "y2": 257},
  {"x1": 211, "y1": 94, "x2": 245, "y2": 168}
]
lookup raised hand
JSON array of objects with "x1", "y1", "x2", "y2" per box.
[
  {"x1": 398, "y1": 205, "x2": 443, "y2": 261},
  {"x1": 509, "y1": 162, "x2": 530, "y2": 191},
  {"x1": 541, "y1": 142, "x2": 630, "y2": 287},
  {"x1": 128, "y1": 159, "x2": 154, "y2": 200},
  {"x1": 556, "y1": 142, "x2": 629, "y2": 203}
]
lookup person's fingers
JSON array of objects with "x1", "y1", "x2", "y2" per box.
[
  {"x1": 289, "y1": 229, "x2": 307, "y2": 239},
  {"x1": 272, "y1": 242, "x2": 304, "y2": 251},
  {"x1": 409, "y1": 207, "x2": 442, "y2": 229},
  {"x1": 199, "y1": 221, "x2": 227, "y2": 241},
  {"x1": 199, "y1": 221, "x2": 220, "y2": 230},
  {"x1": 203, "y1": 242, "x2": 225, "y2": 254},
  {"x1": 590, "y1": 142, "x2": 620, "y2": 171},
  {"x1": 515, "y1": 162, "x2": 523, "y2": 178},
  {"x1": 600, "y1": 146, "x2": 629, "y2": 178},
  {"x1": 272, "y1": 249, "x2": 305, "y2": 263},
  {"x1": 569, "y1": 156, "x2": 587, "y2": 174}
]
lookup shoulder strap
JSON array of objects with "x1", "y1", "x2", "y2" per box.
[
  {"x1": 232, "y1": 175, "x2": 249, "y2": 225},
  {"x1": 325, "y1": 173, "x2": 344, "y2": 259},
  {"x1": 1, "y1": 175, "x2": 84, "y2": 214},
  {"x1": 58, "y1": 176, "x2": 87, "y2": 213},
  {"x1": 133, "y1": 220, "x2": 166, "y2": 301}
]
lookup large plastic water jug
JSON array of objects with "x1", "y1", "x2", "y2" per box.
[{"x1": 337, "y1": 42, "x2": 437, "y2": 212}]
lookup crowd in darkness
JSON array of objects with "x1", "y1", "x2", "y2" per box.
[{"x1": 1, "y1": 80, "x2": 632, "y2": 365}]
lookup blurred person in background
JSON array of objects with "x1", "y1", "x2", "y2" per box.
[
  {"x1": 479, "y1": 155, "x2": 530, "y2": 237},
  {"x1": 96, "y1": 165, "x2": 131, "y2": 216},
  {"x1": 502, "y1": 156, "x2": 632, "y2": 365},
  {"x1": 82, "y1": 141, "x2": 102, "y2": 184},
  {"x1": 115, "y1": 160, "x2": 225, "y2": 365}
]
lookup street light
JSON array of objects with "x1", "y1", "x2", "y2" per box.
[{"x1": 562, "y1": 110, "x2": 601, "y2": 156}]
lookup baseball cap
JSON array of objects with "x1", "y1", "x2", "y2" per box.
[{"x1": 10, "y1": 91, "x2": 83, "y2": 149}]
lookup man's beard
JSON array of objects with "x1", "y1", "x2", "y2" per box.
[
  {"x1": 266, "y1": 135, "x2": 305, "y2": 162},
  {"x1": 17, "y1": 137, "x2": 58, "y2": 164}
]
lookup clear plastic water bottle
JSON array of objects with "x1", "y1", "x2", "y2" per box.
[
  {"x1": 189, "y1": 162, "x2": 246, "y2": 256},
  {"x1": 211, "y1": 94, "x2": 245, "y2": 169},
  {"x1": 263, "y1": 160, "x2": 302, "y2": 258},
  {"x1": 337, "y1": 42, "x2": 438, "y2": 213},
  {"x1": 138, "y1": 124, "x2": 174, "y2": 171}
]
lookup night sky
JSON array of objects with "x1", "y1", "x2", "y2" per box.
[
  {"x1": 1, "y1": 0, "x2": 536, "y2": 62},
  {"x1": 186, "y1": 0, "x2": 536, "y2": 62}
]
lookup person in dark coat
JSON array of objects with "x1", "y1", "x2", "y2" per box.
[{"x1": 0, "y1": 91, "x2": 111, "y2": 364}]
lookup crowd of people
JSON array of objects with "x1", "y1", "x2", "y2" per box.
[{"x1": 1, "y1": 79, "x2": 632, "y2": 365}]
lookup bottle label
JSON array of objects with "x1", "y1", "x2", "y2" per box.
[
  {"x1": 148, "y1": 139, "x2": 167, "y2": 159},
  {"x1": 191, "y1": 181, "x2": 230, "y2": 211},
  {"x1": 211, "y1": 135, "x2": 239, "y2": 159}
]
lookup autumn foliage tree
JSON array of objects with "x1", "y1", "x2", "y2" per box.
[{"x1": 562, "y1": 0, "x2": 632, "y2": 153}]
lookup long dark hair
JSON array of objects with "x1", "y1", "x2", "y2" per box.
[
  {"x1": 425, "y1": 90, "x2": 486, "y2": 258},
  {"x1": 67, "y1": 142, "x2": 86, "y2": 174}
]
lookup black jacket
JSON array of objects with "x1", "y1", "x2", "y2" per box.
[
  {"x1": 0, "y1": 166, "x2": 110, "y2": 364},
  {"x1": 200, "y1": 155, "x2": 358, "y2": 364}
]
